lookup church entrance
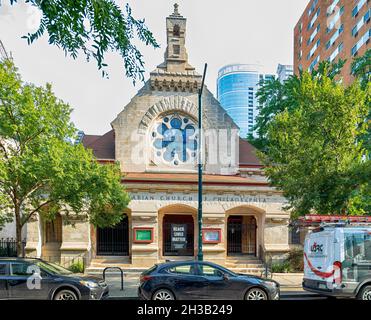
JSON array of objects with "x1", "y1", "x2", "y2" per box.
[
  {"x1": 163, "y1": 215, "x2": 194, "y2": 256},
  {"x1": 227, "y1": 216, "x2": 257, "y2": 256},
  {"x1": 97, "y1": 216, "x2": 129, "y2": 256}
]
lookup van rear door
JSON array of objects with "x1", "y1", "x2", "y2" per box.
[{"x1": 304, "y1": 231, "x2": 335, "y2": 287}]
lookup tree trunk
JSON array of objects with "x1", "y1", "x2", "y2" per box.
[{"x1": 14, "y1": 205, "x2": 24, "y2": 257}]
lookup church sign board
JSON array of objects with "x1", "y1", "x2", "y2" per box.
[{"x1": 171, "y1": 224, "x2": 187, "y2": 250}]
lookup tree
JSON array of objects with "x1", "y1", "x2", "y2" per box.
[
  {"x1": 258, "y1": 64, "x2": 370, "y2": 216},
  {"x1": 0, "y1": 60, "x2": 130, "y2": 255},
  {"x1": 248, "y1": 60, "x2": 345, "y2": 150},
  {"x1": 3, "y1": 0, "x2": 159, "y2": 82}
]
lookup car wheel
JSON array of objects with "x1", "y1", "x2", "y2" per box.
[
  {"x1": 245, "y1": 287, "x2": 268, "y2": 300},
  {"x1": 357, "y1": 285, "x2": 371, "y2": 300},
  {"x1": 53, "y1": 289, "x2": 78, "y2": 300},
  {"x1": 152, "y1": 289, "x2": 175, "y2": 300}
]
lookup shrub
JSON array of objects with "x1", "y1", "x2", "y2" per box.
[
  {"x1": 68, "y1": 260, "x2": 84, "y2": 273},
  {"x1": 271, "y1": 261, "x2": 292, "y2": 273},
  {"x1": 287, "y1": 249, "x2": 304, "y2": 272}
]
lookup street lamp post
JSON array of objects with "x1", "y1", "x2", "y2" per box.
[{"x1": 197, "y1": 63, "x2": 207, "y2": 262}]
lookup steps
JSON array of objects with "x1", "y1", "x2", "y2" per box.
[
  {"x1": 85, "y1": 256, "x2": 266, "y2": 277},
  {"x1": 86, "y1": 256, "x2": 148, "y2": 274}
]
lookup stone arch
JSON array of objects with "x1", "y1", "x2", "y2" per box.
[
  {"x1": 225, "y1": 205, "x2": 266, "y2": 257},
  {"x1": 138, "y1": 96, "x2": 198, "y2": 134},
  {"x1": 158, "y1": 204, "x2": 198, "y2": 258}
]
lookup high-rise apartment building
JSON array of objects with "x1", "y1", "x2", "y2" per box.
[
  {"x1": 217, "y1": 64, "x2": 274, "y2": 138},
  {"x1": 277, "y1": 64, "x2": 294, "y2": 82},
  {"x1": 294, "y1": 0, "x2": 370, "y2": 84}
]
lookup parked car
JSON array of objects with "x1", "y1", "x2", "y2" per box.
[
  {"x1": 138, "y1": 260, "x2": 280, "y2": 300},
  {"x1": 303, "y1": 224, "x2": 371, "y2": 300},
  {"x1": 0, "y1": 257, "x2": 109, "y2": 300}
]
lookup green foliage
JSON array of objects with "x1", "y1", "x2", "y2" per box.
[
  {"x1": 286, "y1": 249, "x2": 304, "y2": 272},
  {"x1": 5, "y1": 0, "x2": 159, "y2": 82},
  {"x1": 352, "y1": 49, "x2": 371, "y2": 89},
  {"x1": 271, "y1": 249, "x2": 304, "y2": 273},
  {"x1": 0, "y1": 60, "x2": 130, "y2": 254},
  {"x1": 271, "y1": 261, "x2": 291, "y2": 273},
  {"x1": 68, "y1": 260, "x2": 84, "y2": 273},
  {"x1": 256, "y1": 60, "x2": 370, "y2": 216}
]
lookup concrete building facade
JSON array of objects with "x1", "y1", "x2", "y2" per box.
[{"x1": 294, "y1": 0, "x2": 370, "y2": 84}]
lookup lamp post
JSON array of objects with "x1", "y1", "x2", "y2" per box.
[{"x1": 197, "y1": 63, "x2": 207, "y2": 262}]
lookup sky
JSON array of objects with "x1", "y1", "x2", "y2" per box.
[{"x1": 0, "y1": 0, "x2": 309, "y2": 135}]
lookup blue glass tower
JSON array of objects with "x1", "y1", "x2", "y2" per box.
[{"x1": 217, "y1": 64, "x2": 274, "y2": 138}]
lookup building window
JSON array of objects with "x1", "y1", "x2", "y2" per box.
[
  {"x1": 308, "y1": 24, "x2": 320, "y2": 45},
  {"x1": 351, "y1": 29, "x2": 371, "y2": 56},
  {"x1": 352, "y1": 9, "x2": 370, "y2": 37},
  {"x1": 309, "y1": 55, "x2": 320, "y2": 71},
  {"x1": 173, "y1": 24, "x2": 180, "y2": 37},
  {"x1": 352, "y1": 0, "x2": 367, "y2": 17},
  {"x1": 327, "y1": 0, "x2": 340, "y2": 16},
  {"x1": 308, "y1": 8, "x2": 320, "y2": 30},
  {"x1": 307, "y1": 39, "x2": 320, "y2": 60},
  {"x1": 173, "y1": 45, "x2": 180, "y2": 55},
  {"x1": 151, "y1": 114, "x2": 197, "y2": 166},
  {"x1": 326, "y1": 24, "x2": 344, "y2": 49},
  {"x1": 308, "y1": 0, "x2": 318, "y2": 17},
  {"x1": 289, "y1": 226, "x2": 301, "y2": 245},
  {"x1": 326, "y1": 6, "x2": 344, "y2": 33},
  {"x1": 329, "y1": 42, "x2": 343, "y2": 62}
]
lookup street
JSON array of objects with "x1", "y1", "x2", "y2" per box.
[{"x1": 102, "y1": 274, "x2": 330, "y2": 301}]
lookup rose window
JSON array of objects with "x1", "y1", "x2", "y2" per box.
[{"x1": 151, "y1": 114, "x2": 197, "y2": 166}]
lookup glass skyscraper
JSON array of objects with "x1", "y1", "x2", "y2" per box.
[{"x1": 217, "y1": 64, "x2": 274, "y2": 138}]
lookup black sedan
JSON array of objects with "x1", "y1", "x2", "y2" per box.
[
  {"x1": 0, "y1": 258, "x2": 109, "y2": 300},
  {"x1": 138, "y1": 261, "x2": 280, "y2": 300}
]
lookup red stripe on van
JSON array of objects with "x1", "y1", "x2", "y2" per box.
[{"x1": 304, "y1": 253, "x2": 334, "y2": 278}]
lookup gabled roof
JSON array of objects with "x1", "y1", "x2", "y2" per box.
[
  {"x1": 82, "y1": 130, "x2": 115, "y2": 160},
  {"x1": 239, "y1": 138, "x2": 261, "y2": 167},
  {"x1": 82, "y1": 130, "x2": 262, "y2": 167}
]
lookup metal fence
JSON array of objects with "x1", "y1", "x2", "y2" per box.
[{"x1": 0, "y1": 238, "x2": 26, "y2": 257}]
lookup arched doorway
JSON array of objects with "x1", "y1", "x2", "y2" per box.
[
  {"x1": 163, "y1": 214, "x2": 194, "y2": 256},
  {"x1": 227, "y1": 216, "x2": 257, "y2": 256},
  {"x1": 97, "y1": 216, "x2": 129, "y2": 256},
  {"x1": 42, "y1": 214, "x2": 63, "y2": 263}
]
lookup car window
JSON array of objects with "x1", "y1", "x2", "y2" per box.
[
  {"x1": 0, "y1": 263, "x2": 7, "y2": 276},
  {"x1": 198, "y1": 265, "x2": 224, "y2": 278},
  {"x1": 10, "y1": 263, "x2": 34, "y2": 276},
  {"x1": 167, "y1": 265, "x2": 195, "y2": 275}
]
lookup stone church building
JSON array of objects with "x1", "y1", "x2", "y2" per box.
[{"x1": 25, "y1": 5, "x2": 291, "y2": 272}]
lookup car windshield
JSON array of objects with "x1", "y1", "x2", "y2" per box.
[{"x1": 35, "y1": 261, "x2": 73, "y2": 275}]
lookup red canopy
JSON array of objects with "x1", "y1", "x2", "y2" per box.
[{"x1": 298, "y1": 215, "x2": 371, "y2": 224}]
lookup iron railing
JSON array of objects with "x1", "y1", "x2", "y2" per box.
[
  {"x1": 259, "y1": 245, "x2": 273, "y2": 278},
  {"x1": 0, "y1": 238, "x2": 26, "y2": 257}
]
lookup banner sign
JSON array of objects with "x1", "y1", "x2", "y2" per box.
[{"x1": 171, "y1": 224, "x2": 187, "y2": 250}]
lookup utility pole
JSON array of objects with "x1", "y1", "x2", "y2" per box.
[{"x1": 197, "y1": 63, "x2": 207, "y2": 262}]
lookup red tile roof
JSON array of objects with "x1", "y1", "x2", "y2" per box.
[
  {"x1": 82, "y1": 130, "x2": 115, "y2": 159},
  {"x1": 82, "y1": 130, "x2": 262, "y2": 166}
]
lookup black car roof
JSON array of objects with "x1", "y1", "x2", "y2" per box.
[
  {"x1": 156, "y1": 260, "x2": 220, "y2": 269},
  {"x1": 0, "y1": 257, "x2": 42, "y2": 262}
]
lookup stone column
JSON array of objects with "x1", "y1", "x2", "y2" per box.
[
  {"x1": 263, "y1": 215, "x2": 290, "y2": 262},
  {"x1": 131, "y1": 211, "x2": 159, "y2": 267},
  {"x1": 25, "y1": 214, "x2": 42, "y2": 258},
  {"x1": 59, "y1": 216, "x2": 90, "y2": 265},
  {"x1": 202, "y1": 214, "x2": 226, "y2": 265}
]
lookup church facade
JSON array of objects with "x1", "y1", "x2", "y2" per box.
[{"x1": 25, "y1": 5, "x2": 291, "y2": 271}]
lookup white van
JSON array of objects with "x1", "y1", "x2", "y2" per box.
[{"x1": 302, "y1": 223, "x2": 371, "y2": 300}]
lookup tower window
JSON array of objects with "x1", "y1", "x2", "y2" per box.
[
  {"x1": 173, "y1": 24, "x2": 180, "y2": 37},
  {"x1": 173, "y1": 45, "x2": 180, "y2": 55}
]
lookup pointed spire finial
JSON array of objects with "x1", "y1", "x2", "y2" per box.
[{"x1": 173, "y1": 3, "x2": 179, "y2": 15}]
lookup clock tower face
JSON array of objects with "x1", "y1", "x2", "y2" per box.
[{"x1": 150, "y1": 113, "x2": 197, "y2": 168}]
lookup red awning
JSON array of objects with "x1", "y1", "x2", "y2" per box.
[{"x1": 299, "y1": 215, "x2": 371, "y2": 223}]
